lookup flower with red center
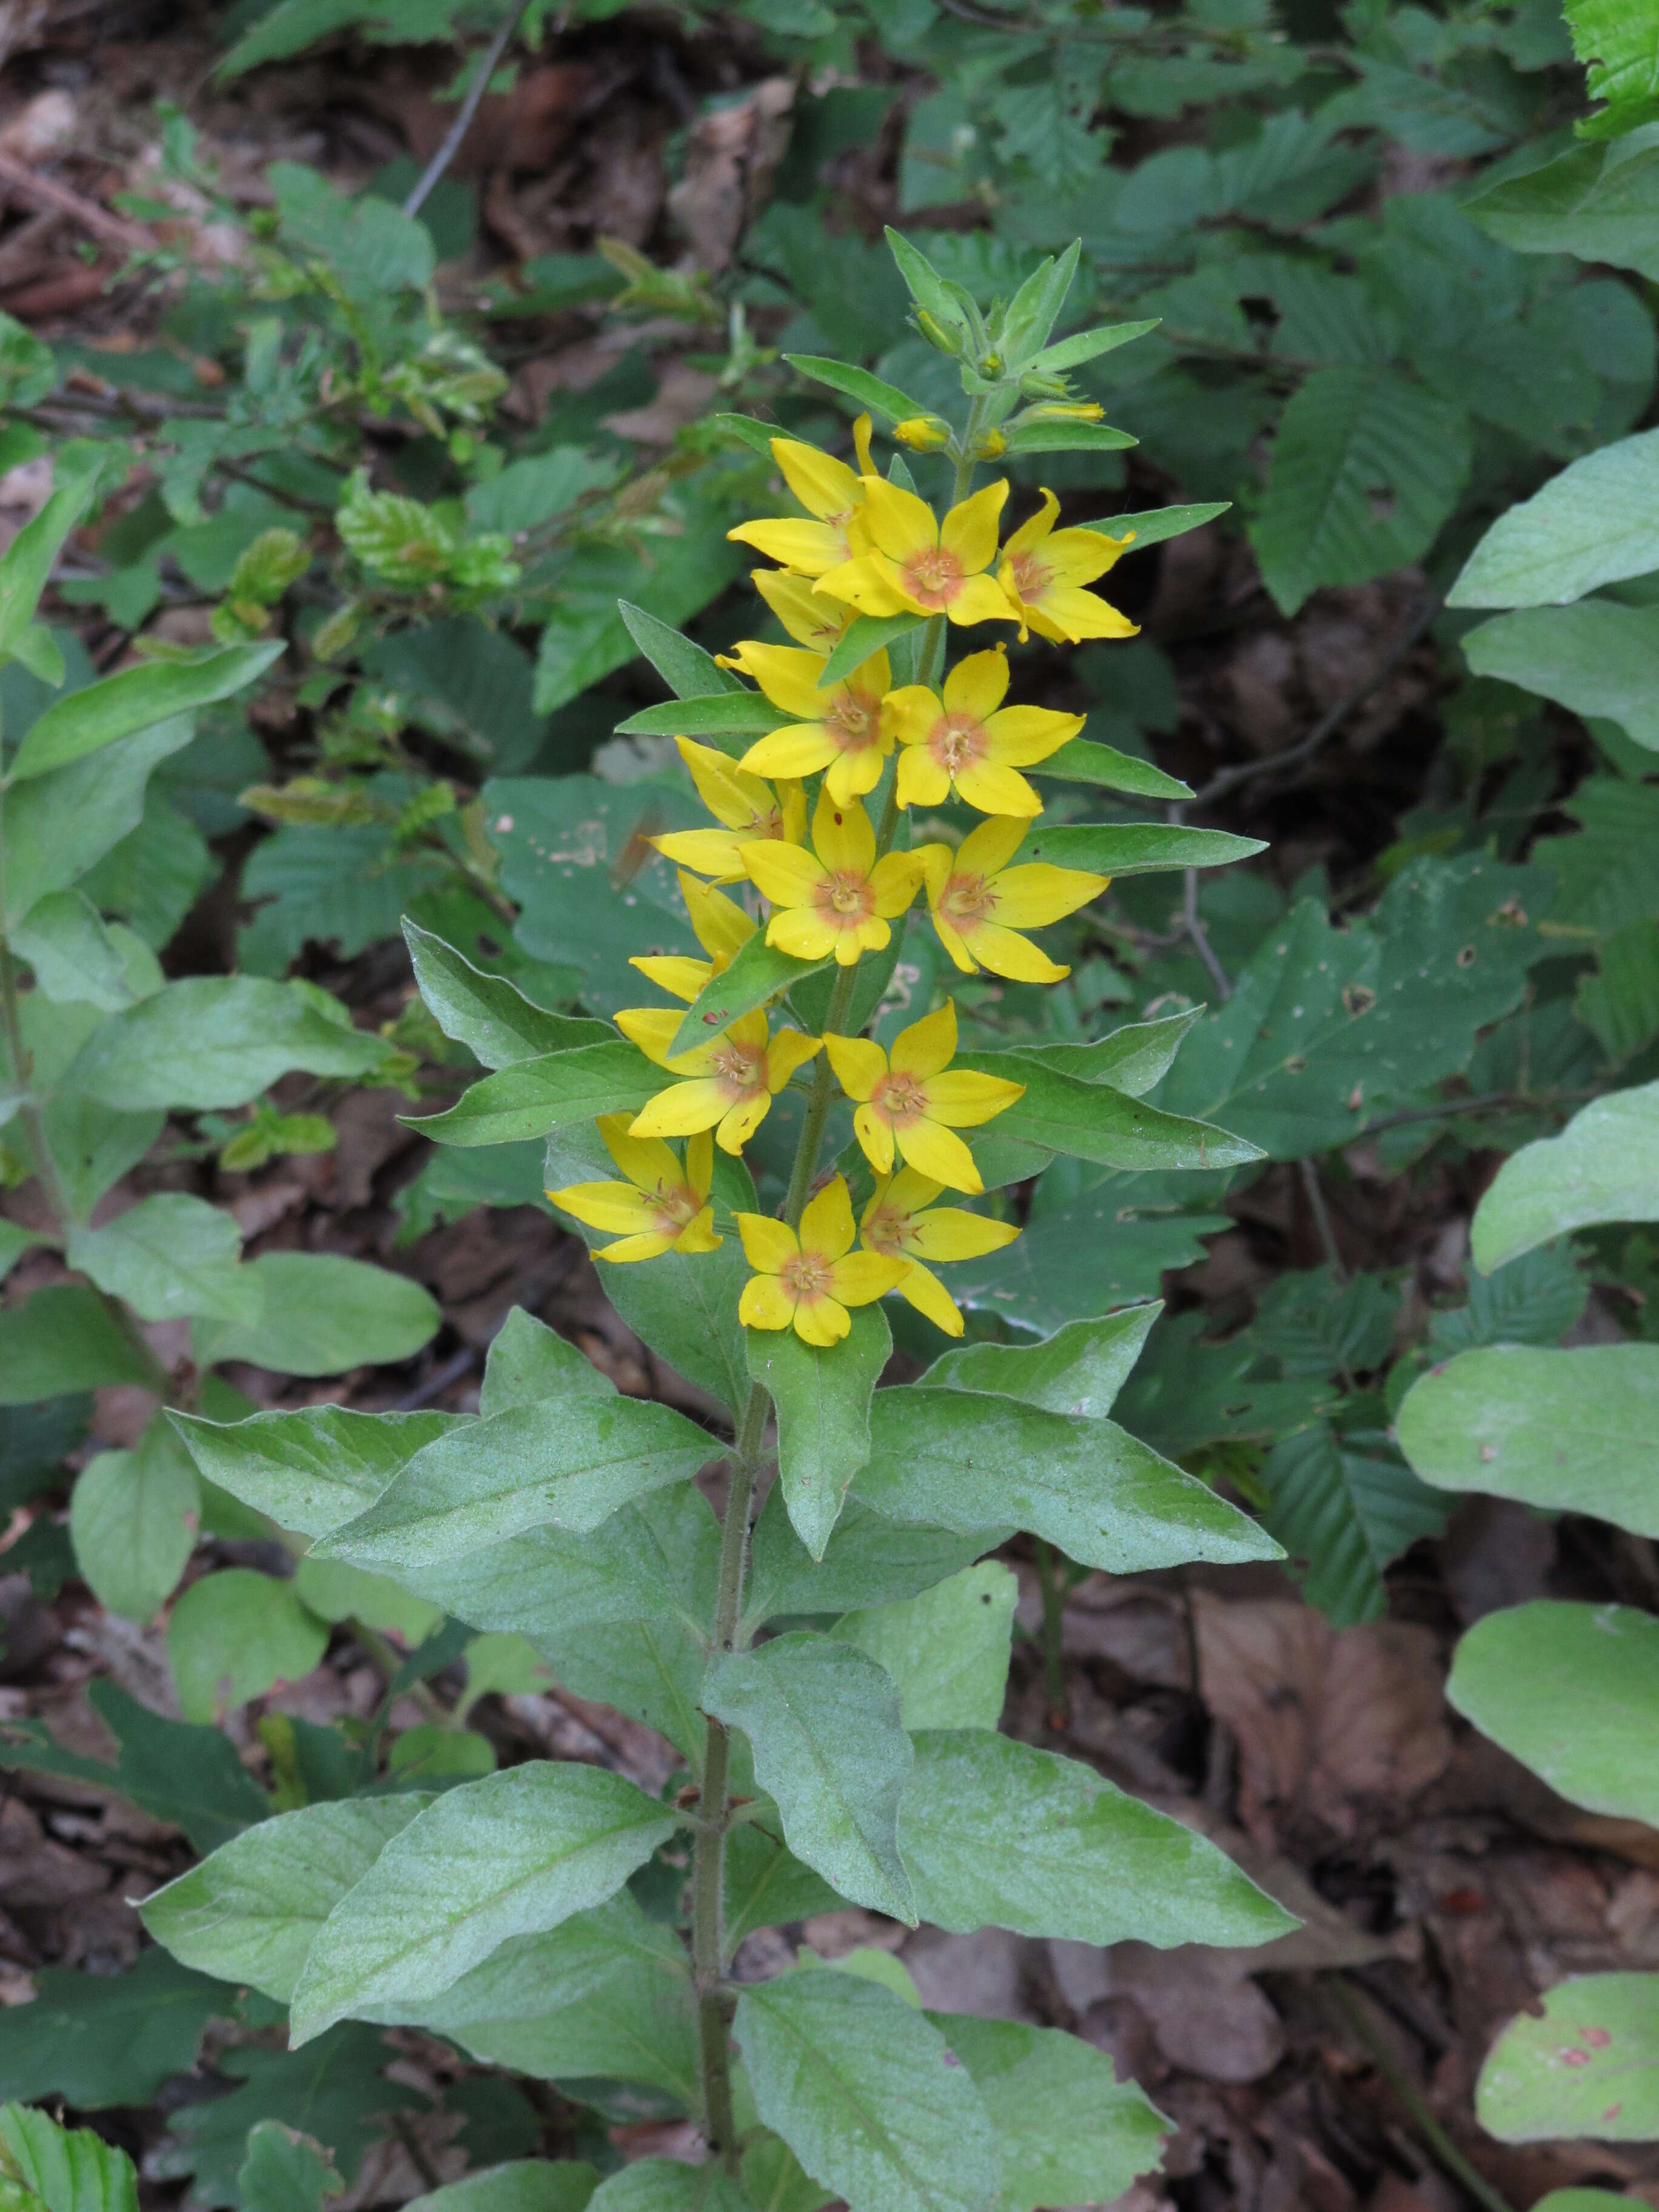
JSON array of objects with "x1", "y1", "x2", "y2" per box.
[
  {"x1": 822, "y1": 997, "x2": 1023, "y2": 1195},
  {"x1": 651, "y1": 739, "x2": 806, "y2": 885},
  {"x1": 887, "y1": 647, "x2": 1083, "y2": 816},
  {"x1": 741, "y1": 789, "x2": 926, "y2": 967},
  {"x1": 736, "y1": 1175, "x2": 908, "y2": 1346},
  {"x1": 816, "y1": 477, "x2": 1020, "y2": 629},
  {"x1": 726, "y1": 418, "x2": 876, "y2": 578},
  {"x1": 998, "y1": 489, "x2": 1138, "y2": 645},
  {"x1": 546, "y1": 1114, "x2": 720, "y2": 1262},
  {"x1": 919, "y1": 816, "x2": 1108, "y2": 984},
  {"x1": 615, "y1": 1005, "x2": 822, "y2": 1155},
  {"x1": 722, "y1": 640, "x2": 897, "y2": 808},
  {"x1": 860, "y1": 1166, "x2": 1021, "y2": 1336}
]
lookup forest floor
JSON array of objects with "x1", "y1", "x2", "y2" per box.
[{"x1": 0, "y1": 5, "x2": 1652, "y2": 2211}]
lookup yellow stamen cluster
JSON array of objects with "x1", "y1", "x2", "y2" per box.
[{"x1": 545, "y1": 419, "x2": 1138, "y2": 1344}]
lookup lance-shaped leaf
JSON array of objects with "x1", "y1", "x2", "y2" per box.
[
  {"x1": 855, "y1": 1389, "x2": 1279, "y2": 1571},
  {"x1": 541, "y1": 1617, "x2": 709, "y2": 1767},
  {"x1": 67, "y1": 1195, "x2": 257, "y2": 1326},
  {"x1": 833, "y1": 1562, "x2": 1016, "y2": 1732},
  {"x1": 1036, "y1": 738, "x2": 1191, "y2": 800},
  {"x1": 1449, "y1": 426, "x2": 1659, "y2": 609},
  {"x1": 783, "y1": 355, "x2": 931, "y2": 424},
  {"x1": 478, "y1": 1307, "x2": 614, "y2": 1414},
  {"x1": 736, "y1": 1969, "x2": 1000, "y2": 2212},
  {"x1": 957, "y1": 1053, "x2": 1261, "y2": 1173},
  {"x1": 1017, "y1": 820, "x2": 1265, "y2": 877},
  {"x1": 142, "y1": 1798, "x2": 429, "y2": 2002},
  {"x1": 61, "y1": 976, "x2": 391, "y2": 1108},
  {"x1": 1030, "y1": 317, "x2": 1161, "y2": 374},
  {"x1": 746, "y1": 1304, "x2": 888, "y2": 1558},
  {"x1": 2, "y1": 716, "x2": 193, "y2": 930},
  {"x1": 1010, "y1": 1010, "x2": 1201, "y2": 1096},
  {"x1": 170, "y1": 1406, "x2": 459, "y2": 1538},
  {"x1": 1470, "y1": 1079, "x2": 1659, "y2": 1269},
  {"x1": 1448, "y1": 1599, "x2": 1659, "y2": 1826},
  {"x1": 613, "y1": 691, "x2": 779, "y2": 739},
  {"x1": 670, "y1": 934, "x2": 830, "y2": 1060},
  {"x1": 703, "y1": 1634, "x2": 916, "y2": 1921},
  {"x1": 820, "y1": 612, "x2": 927, "y2": 689},
  {"x1": 313, "y1": 1398, "x2": 716, "y2": 1569},
  {"x1": 1083, "y1": 500, "x2": 1230, "y2": 549},
  {"x1": 0, "y1": 467, "x2": 96, "y2": 666},
  {"x1": 619, "y1": 600, "x2": 743, "y2": 700},
  {"x1": 403, "y1": 923, "x2": 611, "y2": 1069},
  {"x1": 929, "y1": 2015, "x2": 1169, "y2": 2212},
  {"x1": 1397, "y1": 1344, "x2": 1659, "y2": 1534},
  {"x1": 410, "y1": 1041, "x2": 656, "y2": 1148},
  {"x1": 1000, "y1": 239, "x2": 1082, "y2": 363},
  {"x1": 900, "y1": 1731, "x2": 1296, "y2": 1946},
  {"x1": 289, "y1": 1763, "x2": 679, "y2": 2043},
  {"x1": 924, "y1": 1304, "x2": 1159, "y2": 1419},
  {"x1": 577, "y1": 1212, "x2": 754, "y2": 1419},
  {"x1": 401, "y1": 2167, "x2": 603, "y2": 2212},
  {"x1": 10, "y1": 642, "x2": 284, "y2": 782},
  {"x1": 740, "y1": 1487, "x2": 1000, "y2": 1638},
  {"x1": 1478, "y1": 1974, "x2": 1659, "y2": 2143},
  {"x1": 724, "y1": 1828, "x2": 841, "y2": 1958}
]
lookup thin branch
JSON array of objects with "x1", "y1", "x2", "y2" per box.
[
  {"x1": 1192, "y1": 593, "x2": 1442, "y2": 811},
  {"x1": 0, "y1": 151, "x2": 150, "y2": 253},
  {"x1": 403, "y1": 0, "x2": 536, "y2": 219},
  {"x1": 1299, "y1": 1157, "x2": 1347, "y2": 1284},
  {"x1": 1182, "y1": 865, "x2": 1232, "y2": 1001}
]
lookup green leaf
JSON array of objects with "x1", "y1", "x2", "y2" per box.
[
  {"x1": 783, "y1": 355, "x2": 931, "y2": 425},
  {"x1": 704, "y1": 1634, "x2": 916, "y2": 1920},
  {"x1": 671, "y1": 936, "x2": 829, "y2": 1061},
  {"x1": 70, "y1": 1420, "x2": 200, "y2": 1624},
  {"x1": 480, "y1": 1307, "x2": 614, "y2": 1414},
  {"x1": 1017, "y1": 820, "x2": 1264, "y2": 879},
  {"x1": 237, "y1": 2124, "x2": 342, "y2": 2212},
  {"x1": 67, "y1": 1193, "x2": 255, "y2": 1324},
  {"x1": 0, "y1": 1285, "x2": 157, "y2": 1406},
  {"x1": 900, "y1": 1730, "x2": 1296, "y2": 1946},
  {"x1": 1036, "y1": 738, "x2": 1192, "y2": 801},
  {"x1": 585, "y1": 1227, "x2": 754, "y2": 1420},
  {"x1": 1092, "y1": 501, "x2": 1232, "y2": 550},
  {"x1": 925, "y1": 1305, "x2": 1159, "y2": 1419},
  {"x1": 3, "y1": 716, "x2": 196, "y2": 928},
  {"x1": 169, "y1": 1567, "x2": 329, "y2": 1721},
  {"x1": 746, "y1": 1305, "x2": 888, "y2": 1558},
  {"x1": 412, "y1": 1041, "x2": 657, "y2": 1148},
  {"x1": 1478, "y1": 1973, "x2": 1659, "y2": 2142},
  {"x1": 1465, "y1": 130, "x2": 1659, "y2": 278},
  {"x1": 618, "y1": 601, "x2": 743, "y2": 701},
  {"x1": 536, "y1": 1617, "x2": 707, "y2": 1765},
  {"x1": 1250, "y1": 1265, "x2": 1397, "y2": 1377},
  {"x1": 170, "y1": 1406, "x2": 458, "y2": 1538},
  {"x1": 315, "y1": 1396, "x2": 715, "y2": 1569},
  {"x1": 1472, "y1": 1078, "x2": 1659, "y2": 1268},
  {"x1": 957, "y1": 1052, "x2": 1261, "y2": 1173},
  {"x1": 1449, "y1": 428, "x2": 1659, "y2": 609},
  {"x1": 724, "y1": 1828, "x2": 842, "y2": 1957},
  {"x1": 1261, "y1": 1424, "x2": 1450, "y2": 1627},
  {"x1": 11, "y1": 891, "x2": 134, "y2": 1010},
  {"x1": 883, "y1": 226, "x2": 971, "y2": 336},
  {"x1": 193, "y1": 1252, "x2": 439, "y2": 1377},
  {"x1": 1397, "y1": 1343, "x2": 1659, "y2": 1533},
  {"x1": 10, "y1": 643, "x2": 283, "y2": 782},
  {"x1": 1005, "y1": 419, "x2": 1138, "y2": 455},
  {"x1": 271, "y1": 161, "x2": 435, "y2": 297},
  {"x1": 404, "y1": 2164, "x2": 599, "y2": 2212},
  {"x1": 612, "y1": 692, "x2": 779, "y2": 740},
  {"x1": 741, "y1": 1486, "x2": 999, "y2": 1638},
  {"x1": 289, "y1": 1763, "x2": 679, "y2": 2043},
  {"x1": 1250, "y1": 364, "x2": 1471, "y2": 615},
  {"x1": 1569, "y1": 0, "x2": 1659, "y2": 136},
  {"x1": 404, "y1": 922, "x2": 610, "y2": 1068},
  {"x1": 1429, "y1": 1245, "x2": 1587, "y2": 1353},
  {"x1": 0, "y1": 1949, "x2": 227, "y2": 2109},
  {"x1": 928, "y1": 2016, "x2": 1168, "y2": 2212},
  {"x1": 1031, "y1": 317, "x2": 1161, "y2": 374},
  {"x1": 820, "y1": 613, "x2": 927, "y2": 690},
  {"x1": 833, "y1": 1562, "x2": 1016, "y2": 1731},
  {"x1": 586, "y1": 2165, "x2": 746, "y2": 2211},
  {"x1": 1009, "y1": 1010, "x2": 1201, "y2": 1096},
  {"x1": 144, "y1": 1797, "x2": 429, "y2": 2001},
  {"x1": 0, "y1": 2103, "x2": 138, "y2": 2212},
  {"x1": 1463, "y1": 601, "x2": 1659, "y2": 748},
  {"x1": 0, "y1": 470, "x2": 94, "y2": 670},
  {"x1": 856, "y1": 1389, "x2": 1277, "y2": 1571},
  {"x1": 61, "y1": 976, "x2": 390, "y2": 1109},
  {"x1": 736, "y1": 1970, "x2": 1000, "y2": 2212}
]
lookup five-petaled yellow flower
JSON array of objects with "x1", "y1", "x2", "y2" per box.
[
  {"x1": 652, "y1": 740, "x2": 805, "y2": 885},
  {"x1": 823, "y1": 999, "x2": 1023, "y2": 1195},
  {"x1": 999, "y1": 490, "x2": 1138, "y2": 645},
  {"x1": 726, "y1": 641, "x2": 897, "y2": 808},
  {"x1": 752, "y1": 569, "x2": 850, "y2": 653},
  {"x1": 737, "y1": 1175, "x2": 908, "y2": 1346},
  {"x1": 742, "y1": 789, "x2": 925, "y2": 967},
  {"x1": 888, "y1": 648, "x2": 1082, "y2": 817},
  {"x1": 817, "y1": 478, "x2": 1018, "y2": 629},
  {"x1": 726, "y1": 420, "x2": 875, "y2": 578},
  {"x1": 920, "y1": 817, "x2": 1107, "y2": 984},
  {"x1": 860, "y1": 1167, "x2": 1021, "y2": 1337},
  {"x1": 617, "y1": 1005, "x2": 821, "y2": 1155},
  {"x1": 630, "y1": 870, "x2": 753, "y2": 1005},
  {"x1": 548, "y1": 1115, "x2": 720, "y2": 1263}
]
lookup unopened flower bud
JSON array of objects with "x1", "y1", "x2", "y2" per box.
[
  {"x1": 970, "y1": 429, "x2": 1008, "y2": 460},
  {"x1": 1021, "y1": 400, "x2": 1105, "y2": 424},
  {"x1": 915, "y1": 309, "x2": 962, "y2": 357},
  {"x1": 893, "y1": 416, "x2": 953, "y2": 452},
  {"x1": 1019, "y1": 372, "x2": 1074, "y2": 400},
  {"x1": 977, "y1": 351, "x2": 1005, "y2": 378}
]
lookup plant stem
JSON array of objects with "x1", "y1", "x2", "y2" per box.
[
  {"x1": 401, "y1": 0, "x2": 535, "y2": 219},
  {"x1": 1032, "y1": 1536, "x2": 1069, "y2": 1726}
]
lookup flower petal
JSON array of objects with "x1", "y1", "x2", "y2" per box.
[
  {"x1": 896, "y1": 1117, "x2": 982, "y2": 1193},
  {"x1": 890, "y1": 998, "x2": 956, "y2": 1082},
  {"x1": 773, "y1": 439, "x2": 861, "y2": 523},
  {"x1": 909, "y1": 1208, "x2": 1021, "y2": 1263},
  {"x1": 548, "y1": 1181, "x2": 656, "y2": 1233},
  {"x1": 814, "y1": 554, "x2": 912, "y2": 617},
  {"x1": 939, "y1": 480, "x2": 1007, "y2": 575},
  {"x1": 896, "y1": 749, "x2": 949, "y2": 809},
  {"x1": 923, "y1": 1070, "x2": 1025, "y2": 1127},
  {"x1": 717, "y1": 1090, "x2": 771, "y2": 1153},
  {"x1": 813, "y1": 791, "x2": 876, "y2": 876},
  {"x1": 1002, "y1": 488, "x2": 1059, "y2": 560},
  {"x1": 729, "y1": 643, "x2": 833, "y2": 720},
  {"x1": 743, "y1": 840, "x2": 826, "y2": 907},
  {"x1": 672, "y1": 1207, "x2": 722, "y2": 1254},
  {"x1": 675, "y1": 739, "x2": 773, "y2": 828},
  {"x1": 728, "y1": 518, "x2": 845, "y2": 576},
  {"x1": 945, "y1": 573, "x2": 1021, "y2": 628},
  {"x1": 800, "y1": 1172, "x2": 857, "y2": 1261},
  {"x1": 686, "y1": 1128, "x2": 714, "y2": 1201},
  {"x1": 889, "y1": 1165, "x2": 946, "y2": 1216},
  {"x1": 869, "y1": 851, "x2": 926, "y2": 919},
  {"x1": 631, "y1": 954, "x2": 711, "y2": 1001},
  {"x1": 823, "y1": 1033, "x2": 886, "y2": 1102},
  {"x1": 953, "y1": 761, "x2": 1042, "y2": 817},
  {"x1": 897, "y1": 1257, "x2": 965, "y2": 1336},
  {"x1": 942, "y1": 647, "x2": 1010, "y2": 722},
  {"x1": 768, "y1": 909, "x2": 841, "y2": 961},
  {"x1": 765, "y1": 1027, "x2": 823, "y2": 1091},
  {"x1": 737, "y1": 1212, "x2": 799, "y2": 1272},
  {"x1": 615, "y1": 1007, "x2": 699, "y2": 1071},
  {"x1": 825, "y1": 1251, "x2": 911, "y2": 1307},
  {"x1": 854, "y1": 1101, "x2": 897, "y2": 1175},
  {"x1": 595, "y1": 1230, "x2": 675, "y2": 1262},
  {"x1": 824, "y1": 746, "x2": 886, "y2": 808},
  {"x1": 1044, "y1": 525, "x2": 1133, "y2": 587},
  {"x1": 1025, "y1": 582, "x2": 1138, "y2": 643},
  {"x1": 653, "y1": 828, "x2": 749, "y2": 880},
  {"x1": 755, "y1": 568, "x2": 848, "y2": 649},
  {"x1": 991, "y1": 862, "x2": 1108, "y2": 928},
  {"x1": 680, "y1": 874, "x2": 756, "y2": 961},
  {"x1": 927, "y1": 907, "x2": 978, "y2": 973},
  {"x1": 597, "y1": 1111, "x2": 684, "y2": 1192},
  {"x1": 982, "y1": 705, "x2": 1085, "y2": 766},
  {"x1": 860, "y1": 477, "x2": 940, "y2": 565},
  {"x1": 967, "y1": 922, "x2": 1070, "y2": 983},
  {"x1": 847, "y1": 917, "x2": 890, "y2": 961},
  {"x1": 741, "y1": 724, "x2": 840, "y2": 783},
  {"x1": 741, "y1": 1274, "x2": 797, "y2": 1330},
  {"x1": 886, "y1": 683, "x2": 943, "y2": 749},
  {"x1": 630, "y1": 1078, "x2": 730, "y2": 1136},
  {"x1": 793, "y1": 1293, "x2": 851, "y2": 1347},
  {"x1": 956, "y1": 814, "x2": 1030, "y2": 878}
]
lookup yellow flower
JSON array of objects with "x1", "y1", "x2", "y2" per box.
[
  {"x1": 726, "y1": 418, "x2": 876, "y2": 578},
  {"x1": 817, "y1": 477, "x2": 1020, "y2": 629},
  {"x1": 823, "y1": 997, "x2": 1023, "y2": 1195},
  {"x1": 724, "y1": 641, "x2": 896, "y2": 808},
  {"x1": 742, "y1": 789, "x2": 926, "y2": 968},
  {"x1": 860, "y1": 1166, "x2": 1020, "y2": 1337},
  {"x1": 547, "y1": 1114, "x2": 721, "y2": 1263},
  {"x1": 893, "y1": 416, "x2": 951, "y2": 451},
  {"x1": 737, "y1": 1175, "x2": 908, "y2": 1346},
  {"x1": 752, "y1": 568, "x2": 850, "y2": 652},
  {"x1": 998, "y1": 489, "x2": 1138, "y2": 645},
  {"x1": 919, "y1": 816, "x2": 1107, "y2": 984},
  {"x1": 631, "y1": 870, "x2": 754, "y2": 1004},
  {"x1": 888, "y1": 647, "x2": 1082, "y2": 817},
  {"x1": 616, "y1": 1005, "x2": 821, "y2": 1155},
  {"x1": 651, "y1": 739, "x2": 806, "y2": 885}
]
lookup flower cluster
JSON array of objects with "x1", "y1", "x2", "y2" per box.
[{"x1": 548, "y1": 420, "x2": 1137, "y2": 1346}]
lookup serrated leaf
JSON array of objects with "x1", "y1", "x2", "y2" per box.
[
  {"x1": 0, "y1": 2103, "x2": 138, "y2": 2212},
  {"x1": 1261, "y1": 1423, "x2": 1449, "y2": 1627},
  {"x1": 832, "y1": 1562, "x2": 1016, "y2": 1731},
  {"x1": 1478, "y1": 1974, "x2": 1659, "y2": 2142},
  {"x1": 745, "y1": 1304, "x2": 888, "y2": 1557},
  {"x1": 1465, "y1": 133, "x2": 1659, "y2": 280},
  {"x1": 1569, "y1": 0, "x2": 1659, "y2": 138},
  {"x1": 1429, "y1": 1244, "x2": 1587, "y2": 1353}
]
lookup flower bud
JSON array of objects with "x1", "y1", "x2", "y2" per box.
[
  {"x1": 915, "y1": 309, "x2": 962, "y2": 357},
  {"x1": 1020, "y1": 400, "x2": 1105, "y2": 424},
  {"x1": 1018, "y1": 371, "x2": 1074, "y2": 400},
  {"x1": 977, "y1": 351, "x2": 1005, "y2": 378},
  {"x1": 893, "y1": 416, "x2": 953, "y2": 452},
  {"x1": 970, "y1": 428, "x2": 1009, "y2": 460}
]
